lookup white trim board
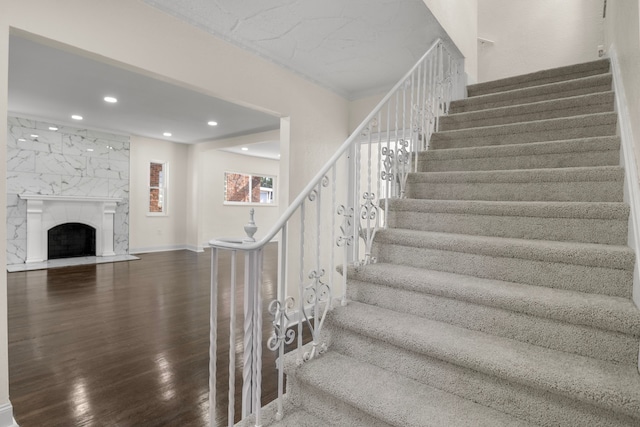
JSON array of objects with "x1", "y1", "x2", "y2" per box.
[
  {"x1": 0, "y1": 403, "x2": 18, "y2": 427},
  {"x1": 129, "y1": 244, "x2": 199, "y2": 254},
  {"x1": 608, "y1": 45, "x2": 640, "y2": 309}
]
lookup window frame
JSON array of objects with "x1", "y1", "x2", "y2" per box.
[
  {"x1": 147, "y1": 160, "x2": 169, "y2": 216},
  {"x1": 223, "y1": 171, "x2": 277, "y2": 206}
]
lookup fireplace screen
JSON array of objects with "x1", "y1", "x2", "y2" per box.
[{"x1": 48, "y1": 223, "x2": 97, "y2": 259}]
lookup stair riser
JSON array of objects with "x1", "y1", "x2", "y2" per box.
[
  {"x1": 371, "y1": 243, "x2": 633, "y2": 297},
  {"x1": 430, "y1": 123, "x2": 617, "y2": 150},
  {"x1": 419, "y1": 149, "x2": 620, "y2": 172},
  {"x1": 406, "y1": 180, "x2": 624, "y2": 202},
  {"x1": 347, "y1": 280, "x2": 638, "y2": 364},
  {"x1": 386, "y1": 210, "x2": 628, "y2": 245},
  {"x1": 450, "y1": 82, "x2": 612, "y2": 114},
  {"x1": 286, "y1": 378, "x2": 392, "y2": 427},
  {"x1": 468, "y1": 65, "x2": 610, "y2": 97},
  {"x1": 348, "y1": 264, "x2": 640, "y2": 336},
  {"x1": 328, "y1": 325, "x2": 639, "y2": 427},
  {"x1": 440, "y1": 98, "x2": 614, "y2": 131}
]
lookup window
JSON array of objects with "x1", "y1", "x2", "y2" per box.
[
  {"x1": 149, "y1": 161, "x2": 168, "y2": 215},
  {"x1": 224, "y1": 172, "x2": 275, "y2": 205}
]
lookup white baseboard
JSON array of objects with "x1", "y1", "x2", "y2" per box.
[
  {"x1": 187, "y1": 244, "x2": 206, "y2": 253},
  {"x1": 129, "y1": 244, "x2": 202, "y2": 254},
  {"x1": 608, "y1": 46, "x2": 640, "y2": 310},
  {"x1": 131, "y1": 237, "x2": 280, "y2": 255},
  {"x1": 0, "y1": 403, "x2": 18, "y2": 427}
]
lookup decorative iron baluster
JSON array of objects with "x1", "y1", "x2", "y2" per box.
[
  {"x1": 267, "y1": 297, "x2": 296, "y2": 352},
  {"x1": 336, "y1": 204, "x2": 354, "y2": 306},
  {"x1": 301, "y1": 269, "x2": 330, "y2": 361},
  {"x1": 359, "y1": 192, "x2": 378, "y2": 264}
]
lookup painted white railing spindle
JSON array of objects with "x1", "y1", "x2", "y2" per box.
[
  {"x1": 228, "y1": 250, "x2": 237, "y2": 426},
  {"x1": 298, "y1": 203, "x2": 305, "y2": 364},
  {"x1": 209, "y1": 248, "x2": 218, "y2": 426}
]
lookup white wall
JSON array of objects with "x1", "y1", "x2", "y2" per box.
[
  {"x1": 604, "y1": 0, "x2": 640, "y2": 309},
  {"x1": 197, "y1": 148, "x2": 280, "y2": 246},
  {"x1": 605, "y1": 0, "x2": 640, "y2": 176},
  {"x1": 348, "y1": 93, "x2": 382, "y2": 134},
  {"x1": 423, "y1": 0, "x2": 478, "y2": 82},
  {"x1": 130, "y1": 132, "x2": 281, "y2": 253},
  {"x1": 0, "y1": 0, "x2": 9, "y2": 422},
  {"x1": 478, "y1": 0, "x2": 605, "y2": 82},
  {"x1": 129, "y1": 136, "x2": 188, "y2": 253}
]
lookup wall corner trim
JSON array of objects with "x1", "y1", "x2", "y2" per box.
[
  {"x1": 185, "y1": 244, "x2": 205, "y2": 253},
  {"x1": 608, "y1": 45, "x2": 640, "y2": 310},
  {"x1": 0, "y1": 403, "x2": 18, "y2": 427}
]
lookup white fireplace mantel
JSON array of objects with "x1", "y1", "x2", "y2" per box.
[{"x1": 19, "y1": 194, "x2": 123, "y2": 263}]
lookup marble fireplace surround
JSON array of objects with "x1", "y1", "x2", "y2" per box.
[{"x1": 20, "y1": 194, "x2": 122, "y2": 263}]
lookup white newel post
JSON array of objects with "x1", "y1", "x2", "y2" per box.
[
  {"x1": 102, "y1": 201, "x2": 118, "y2": 257},
  {"x1": 25, "y1": 199, "x2": 44, "y2": 263}
]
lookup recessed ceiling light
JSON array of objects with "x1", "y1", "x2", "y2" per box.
[
  {"x1": 49, "y1": 126, "x2": 58, "y2": 131},
  {"x1": 104, "y1": 96, "x2": 118, "y2": 103},
  {"x1": 87, "y1": 148, "x2": 94, "y2": 152},
  {"x1": 30, "y1": 134, "x2": 38, "y2": 138},
  {"x1": 71, "y1": 115, "x2": 83, "y2": 120},
  {"x1": 207, "y1": 121, "x2": 218, "y2": 126},
  {"x1": 163, "y1": 132, "x2": 172, "y2": 137},
  {"x1": 17, "y1": 138, "x2": 26, "y2": 142},
  {"x1": 241, "y1": 147, "x2": 249, "y2": 151}
]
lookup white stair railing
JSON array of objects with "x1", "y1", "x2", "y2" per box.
[{"x1": 208, "y1": 38, "x2": 465, "y2": 427}]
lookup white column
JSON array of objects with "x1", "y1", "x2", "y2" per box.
[
  {"x1": 101, "y1": 201, "x2": 117, "y2": 256},
  {"x1": 25, "y1": 199, "x2": 44, "y2": 263}
]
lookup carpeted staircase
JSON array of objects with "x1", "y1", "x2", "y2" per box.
[{"x1": 245, "y1": 59, "x2": 640, "y2": 426}]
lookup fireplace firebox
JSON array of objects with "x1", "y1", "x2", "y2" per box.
[{"x1": 48, "y1": 223, "x2": 96, "y2": 259}]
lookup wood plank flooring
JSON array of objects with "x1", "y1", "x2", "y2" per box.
[{"x1": 8, "y1": 245, "x2": 286, "y2": 426}]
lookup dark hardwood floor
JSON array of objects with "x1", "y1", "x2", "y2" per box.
[{"x1": 8, "y1": 244, "x2": 285, "y2": 426}]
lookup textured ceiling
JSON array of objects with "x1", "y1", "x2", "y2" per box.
[{"x1": 143, "y1": 0, "x2": 445, "y2": 99}]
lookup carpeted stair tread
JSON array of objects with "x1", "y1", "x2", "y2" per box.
[
  {"x1": 419, "y1": 136, "x2": 620, "y2": 172},
  {"x1": 406, "y1": 167, "x2": 624, "y2": 203},
  {"x1": 407, "y1": 165, "x2": 624, "y2": 184},
  {"x1": 440, "y1": 91, "x2": 614, "y2": 131},
  {"x1": 467, "y1": 59, "x2": 610, "y2": 97},
  {"x1": 450, "y1": 73, "x2": 612, "y2": 113},
  {"x1": 430, "y1": 112, "x2": 617, "y2": 149},
  {"x1": 291, "y1": 351, "x2": 533, "y2": 427},
  {"x1": 422, "y1": 136, "x2": 619, "y2": 161},
  {"x1": 326, "y1": 322, "x2": 640, "y2": 426},
  {"x1": 373, "y1": 228, "x2": 634, "y2": 270},
  {"x1": 347, "y1": 263, "x2": 640, "y2": 337},
  {"x1": 385, "y1": 199, "x2": 629, "y2": 220},
  {"x1": 346, "y1": 277, "x2": 639, "y2": 364},
  {"x1": 384, "y1": 199, "x2": 629, "y2": 245},
  {"x1": 329, "y1": 302, "x2": 640, "y2": 419},
  {"x1": 235, "y1": 398, "x2": 331, "y2": 427},
  {"x1": 268, "y1": 409, "x2": 328, "y2": 427}
]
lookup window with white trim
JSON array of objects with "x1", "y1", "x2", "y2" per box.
[
  {"x1": 149, "y1": 161, "x2": 168, "y2": 215},
  {"x1": 224, "y1": 172, "x2": 275, "y2": 205}
]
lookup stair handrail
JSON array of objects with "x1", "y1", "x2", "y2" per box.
[
  {"x1": 210, "y1": 37, "x2": 451, "y2": 251},
  {"x1": 208, "y1": 36, "x2": 465, "y2": 427}
]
